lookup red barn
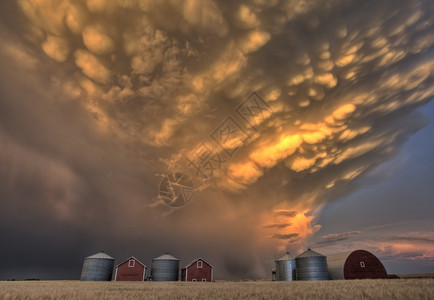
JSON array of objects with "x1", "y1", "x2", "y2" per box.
[
  {"x1": 181, "y1": 258, "x2": 214, "y2": 282},
  {"x1": 114, "y1": 256, "x2": 147, "y2": 281},
  {"x1": 327, "y1": 250, "x2": 388, "y2": 280}
]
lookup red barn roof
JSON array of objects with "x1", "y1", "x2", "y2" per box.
[
  {"x1": 115, "y1": 256, "x2": 146, "y2": 268},
  {"x1": 114, "y1": 256, "x2": 147, "y2": 281},
  {"x1": 183, "y1": 258, "x2": 214, "y2": 269},
  {"x1": 181, "y1": 258, "x2": 214, "y2": 282}
]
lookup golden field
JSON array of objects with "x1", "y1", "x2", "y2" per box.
[{"x1": 0, "y1": 279, "x2": 433, "y2": 300}]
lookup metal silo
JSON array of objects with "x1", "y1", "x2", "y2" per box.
[
  {"x1": 80, "y1": 251, "x2": 114, "y2": 281},
  {"x1": 275, "y1": 252, "x2": 296, "y2": 281},
  {"x1": 295, "y1": 249, "x2": 329, "y2": 281},
  {"x1": 151, "y1": 253, "x2": 179, "y2": 281}
]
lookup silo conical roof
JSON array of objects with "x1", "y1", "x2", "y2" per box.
[
  {"x1": 153, "y1": 253, "x2": 179, "y2": 260},
  {"x1": 86, "y1": 252, "x2": 114, "y2": 260},
  {"x1": 276, "y1": 252, "x2": 295, "y2": 261},
  {"x1": 81, "y1": 251, "x2": 114, "y2": 281},
  {"x1": 296, "y1": 248, "x2": 325, "y2": 258}
]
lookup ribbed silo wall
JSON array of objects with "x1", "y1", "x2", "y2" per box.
[
  {"x1": 295, "y1": 256, "x2": 329, "y2": 281},
  {"x1": 326, "y1": 252, "x2": 349, "y2": 280},
  {"x1": 151, "y1": 259, "x2": 179, "y2": 281},
  {"x1": 276, "y1": 259, "x2": 296, "y2": 281},
  {"x1": 80, "y1": 258, "x2": 114, "y2": 281}
]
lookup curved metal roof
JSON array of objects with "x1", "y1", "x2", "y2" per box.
[
  {"x1": 153, "y1": 253, "x2": 179, "y2": 261},
  {"x1": 86, "y1": 251, "x2": 114, "y2": 260},
  {"x1": 276, "y1": 252, "x2": 295, "y2": 261},
  {"x1": 326, "y1": 251, "x2": 352, "y2": 262},
  {"x1": 296, "y1": 248, "x2": 325, "y2": 258},
  {"x1": 326, "y1": 249, "x2": 388, "y2": 280}
]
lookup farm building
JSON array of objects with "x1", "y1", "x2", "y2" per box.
[
  {"x1": 151, "y1": 253, "x2": 179, "y2": 281},
  {"x1": 80, "y1": 251, "x2": 114, "y2": 281},
  {"x1": 327, "y1": 249, "x2": 388, "y2": 280},
  {"x1": 114, "y1": 256, "x2": 147, "y2": 281},
  {"x1": 181, "y1": 258, "x2": 214, "y2": 282},
  {"x1": 295, "y1": 249, "x2": 329, "y2": 281},
  {"x1": 275, "y1": 252, "x2": 296, "y2": 281}
]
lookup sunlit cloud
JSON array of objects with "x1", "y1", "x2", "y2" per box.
[
  {"x1": 0, "y1": 0, "x2": 433, "y2": 279},
  {"x1": 82, "y1": 25, "x2": 114, "y2": 55},
  {"x1": 41, "y1": 35, "x2": 69, "y2": 62}
]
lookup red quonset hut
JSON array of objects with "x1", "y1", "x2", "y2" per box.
[
  {"x1": 181, "y1": 258, "x2": 214, "y2": 282},
  {"x1": 114, "y1": 256, "x2": 147, "y2": 281},
  {"x1": 327, "y1": 250, "x2": 388, "y2": 280}
]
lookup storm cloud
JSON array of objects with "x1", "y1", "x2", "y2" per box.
[
  {"x1": 313, "y1": 231, "x2": 361, "y2": 246},
  {"x1": 0, "y1": 0, "x2": 433, "y2": 279}
]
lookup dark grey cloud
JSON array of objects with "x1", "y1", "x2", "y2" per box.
[
  {"x1": 274, "y1": 211, "x2": 297, "y2": 218},
  {"x1": 388, "y1": 235, "x2": 434, "y2": 244},
  {"x1": 263, "y1": 223, "x2": 291, "y2": 229},
  {"x1": 313, "y1": 231, "x2": 361, "y2": 247},
  {"x1": 272, "y1": 233, "x2": 299, "y2": 240}
]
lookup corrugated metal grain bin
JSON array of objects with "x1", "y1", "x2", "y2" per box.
[
  {"x1": 80, "y1": 251, "x2": 114, "y2": 281},
  {"x1": 295, "y1": 249, "x2": 328, "y2": 281},
  {"x1": 151, "y1": 253, "x2": 179, "y2": 281},
  {"x1": 275, "y1": 252, "x2": 296, "y2": 281},
  {"x1": 327, "y1": 249, "x2": 388, "y2": 280}
]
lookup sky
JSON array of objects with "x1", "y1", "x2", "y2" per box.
[{"x1": 0, "y1": 0, "x2": 433, "y2": 280}]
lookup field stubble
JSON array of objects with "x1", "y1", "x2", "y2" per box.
[{"x1": 0, "y1": 279, "x2": 433, "y2": 300}]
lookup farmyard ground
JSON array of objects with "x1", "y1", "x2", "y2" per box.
[{"x1": 0, "y1": 279, "x2": 433, "y2": 299}]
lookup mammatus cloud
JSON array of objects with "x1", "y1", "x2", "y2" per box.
[{"x1": 0, "y1": 0, "x2": 433, "y2": 278}]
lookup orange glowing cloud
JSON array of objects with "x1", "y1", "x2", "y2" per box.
[
  {"x1": 41, "y1": 35, "x2": 69, "y2": 62},
  {"x1": 261, "y1": 205, "x2": 321, "y2": 253},
  {"x1": 250, "y1": 134, "x2": 302, "y2": 168},
  {"x1": 240, "y1": 30, "x2": 271, "y2": 54},
  {"x1": 11, "y1": 0, "x2": 434, "y2": 267},
  {"x1": 82, "y1": 25, "x2": 114, "y2": 55},
  {"x1": 74, "y1": 49, "x2": 111, "y2": 84},
  {"x1": 227, "y1": 161, "x2": 263, "y2": 186}
]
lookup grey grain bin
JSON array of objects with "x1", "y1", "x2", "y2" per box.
[
  {"x1": 275, "y1": 252, "x2": 296, "y2": 281},
  {"x1": 80, "y1": 251, "x2": 114, "y2": 281},
  {"x1": 295, "y1": 249, "x2": 328, "y2": 281},
  {"x1": 151, "y1": 253, "x2": 179, "y2": 281}
]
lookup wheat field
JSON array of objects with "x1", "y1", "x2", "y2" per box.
[{"x1": 0, "y1": 279, "x2": 433, "y2": 300}]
